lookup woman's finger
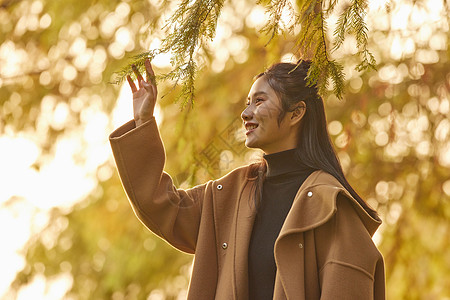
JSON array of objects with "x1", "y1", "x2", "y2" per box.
[
  {"x1": 151, "y1": 83, "x2": 157, "y2": 97},
  {"x1": 145, "y1": 59, "x2": 156, "y2": 85},
  {"x1": 142, "y1": 80, "x2": 153, "y2": 95},
  {"x1": 132, "y1": 64, "x2": 144, "y2": 88},
  {"x1": 145, "y1": 59, "x2": 151, "y2": 82},
  {"x1": 127, "y1": 75, "x2": 137, "y2": 93},
  {"x1": 143, "y1": 80, "x2": 157, "y2": 99}
]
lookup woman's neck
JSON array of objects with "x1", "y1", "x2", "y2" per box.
[{"x1": 263, "y1": 148, "x2": 310, "y2": 178}]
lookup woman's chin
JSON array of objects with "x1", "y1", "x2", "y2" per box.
[{"x1": 245, "y1": 139, "x2": 258, "y2": 149}]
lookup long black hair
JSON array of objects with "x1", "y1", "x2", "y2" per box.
[{"x1": 248, "y1": 60, "x2": 380, "y2": 221}]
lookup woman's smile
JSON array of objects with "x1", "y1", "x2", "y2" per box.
[{"x1": 245, "y1": 122, "x2": 259, "y2": 135}]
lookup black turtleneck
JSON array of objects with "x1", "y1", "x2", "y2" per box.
[{"x1": 248, "y1": 148, "x2": 316, "y2": 300}]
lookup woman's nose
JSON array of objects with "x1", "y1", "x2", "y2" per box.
[{"x1": 241, "y1": 105, "x2": 253, "y2": 121}]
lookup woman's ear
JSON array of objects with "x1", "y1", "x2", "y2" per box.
[{"x1": 290, "y1": 101, "x2": 306, "y2": 125}]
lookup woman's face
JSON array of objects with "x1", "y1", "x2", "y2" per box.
[{"x1": 241, "y1": 76, "x2": 300, "y2": 154}]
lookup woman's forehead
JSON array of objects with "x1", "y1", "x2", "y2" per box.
[{"x1": 248, "y1": 76, "x2": 275, "y2": 98}]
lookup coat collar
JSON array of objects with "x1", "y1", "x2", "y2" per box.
[
  {"x1": 244, "y1": 166, "x2": 381, "y2": 237},
  {"x1": 284, "y1": 170, "x2": 381, "y2": 236}
]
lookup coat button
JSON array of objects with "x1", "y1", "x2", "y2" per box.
[
  {"x1": 299, "y1": 243, "x2": 303, "y2": 248},
  {"x1": 217, "y1": 184, "x2": 223, "y2": 190},
  {"x1": 307, "y1": 191, "x2": 313, "y2": 197},
  {"x1": 222, "y1": 242, "x2": 228, "y2": 249}
]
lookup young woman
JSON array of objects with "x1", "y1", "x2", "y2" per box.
[{"x1": 109, "y1": 59, "x2": 385, "y2": 299}]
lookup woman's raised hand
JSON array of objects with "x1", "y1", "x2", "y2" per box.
[{"x1": 126, "y1": 58, "x2": 157, "y2": 126}]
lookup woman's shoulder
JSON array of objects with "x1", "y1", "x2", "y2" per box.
[
  {"x1": 303, "y1": 169, "x2": 342, "y2": 188},
  {"x1": 297, "y1": 170, "x2": 381, "y2": 236}
]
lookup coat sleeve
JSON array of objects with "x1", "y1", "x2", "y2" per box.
[
  {"x1": 315, "y1": 193, "x2": 386, "y2": 300},
  {"x1": 109, "y1": 118, "x2": 207, "y2": 254}
]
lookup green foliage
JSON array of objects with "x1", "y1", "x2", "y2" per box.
[
  {"x1": 259, "y1": 0, "x2": 296, "y2": 44},
  {"x1": 114, "y1": 0, "x2": 226, "y2": 108},
  {"x1": 114, "y1": 0, "x2": 376, "y2": 104},
  {"x1": 333, "y1": 0, "x2": 376, "y2": 72}
]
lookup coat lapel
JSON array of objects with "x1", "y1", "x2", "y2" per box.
[
  {"x1": 273, "y1": 170, "x2": 340, "y2": 299},
  {"x1": 232, "y1": 179, "x2": 257, "y2": 299}
]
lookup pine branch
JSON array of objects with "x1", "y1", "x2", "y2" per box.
[
  {"x1": 314, "y1": 9, "x2": 333, "y2": 96},
  {"x1": 111, "y1": 0, "x2": 374, "y2": 105},
  {"x1": 352, "y1": 0, "x2": 368, "y2": 49},
  {"x1": 260, "y1": 0, "x2": 296, "y2": 46},
  {"x1": 112, "y1": 0, "x2": 224, "y2": 108},
  {"x1": 323, "y1": 0, "x2": 340, "y2": 15},
  {"x1": 332, "y1": 0, "x2": 376, "y2": 73},
  {"x1": 110, "y1": 50, "x2": 159, "y2": 85},
  {"x1": 355, "y1": 49, "x2": 377, "y2": 72},
  {"x1": 296, "y1": 0, "x2": 345, "y2": 99},
  {"x1": 160, "y1": 0, "x2": 226, "y2": 107},
  {"x1": 328, "y1": 59, "x2": 345, "y2": 97},
  {"x1": 332, "y1": 4, "x2": 351, "y2": 52}
]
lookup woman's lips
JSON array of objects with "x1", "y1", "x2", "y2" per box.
[
  {"x1": 244, "y1": 123, "x2": 258, "y2": 135},
  {"x1": 245, "y1": 128, "x2": 256, "y2": 135}
]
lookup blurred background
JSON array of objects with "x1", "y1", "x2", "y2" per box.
[{"x1": 0, "y1": 0, "x2": 449, "y2": 299}]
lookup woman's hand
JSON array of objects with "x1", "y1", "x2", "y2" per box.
[{"x1": 126, "y1": 59, "x2": 157, "y2": 127}]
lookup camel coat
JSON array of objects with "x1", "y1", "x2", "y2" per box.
[{"x1": 109, "y1": 117, "x2": 386, "y2": 300}]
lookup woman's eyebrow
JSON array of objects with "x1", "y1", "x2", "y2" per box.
[{"x1": 247, "y1": 91, "x2": 269, "y2": 100}]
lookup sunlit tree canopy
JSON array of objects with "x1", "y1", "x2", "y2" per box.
[{"x1": 0, "y1": 0, "x2": 449, "y2": 299}]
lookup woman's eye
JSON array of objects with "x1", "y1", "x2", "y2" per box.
[{"x1": 245, "y1": 98, "x2": 263, "y2": 106}]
